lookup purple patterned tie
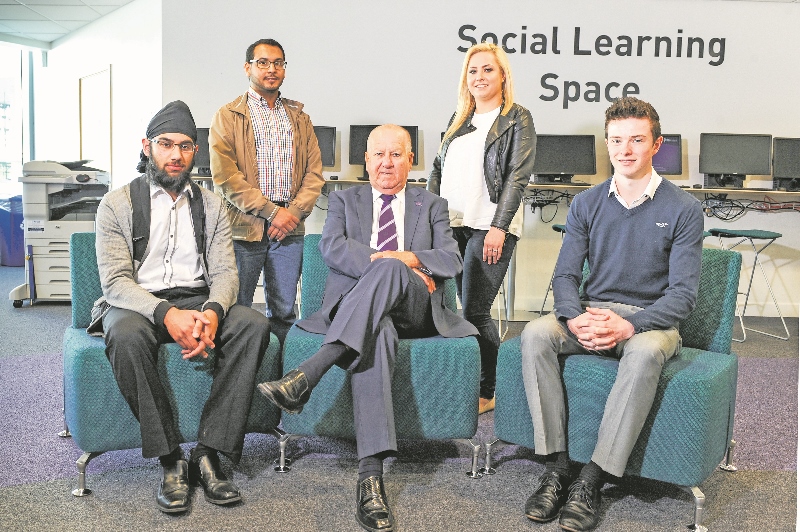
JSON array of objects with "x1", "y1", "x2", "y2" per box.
[{"x1": 376, "y1": 194, "x2": 398, "y2": 251}]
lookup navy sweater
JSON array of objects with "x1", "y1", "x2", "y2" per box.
[{"x1": 552, "y1": 177, "x2": 704, "y2": 333}]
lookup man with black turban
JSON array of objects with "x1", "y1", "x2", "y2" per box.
[{"x1": 92, "y1": 100, "x2": 271, "y2": 513}]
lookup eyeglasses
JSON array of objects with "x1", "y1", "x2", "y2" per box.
[
  {"x1": 249, "y1": 58, "x2": 287, "y2": 70},
  {"x1": 150, "y1": 138, "x2": 196, "y2": 153}
]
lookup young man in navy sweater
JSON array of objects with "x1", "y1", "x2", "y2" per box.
[{"x1": 520, "y1": 97, "x2": 704, "y2": 532}]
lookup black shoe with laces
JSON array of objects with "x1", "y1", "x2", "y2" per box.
[
  {"x1": 524, "y1": 470, "x2": 571, "y2": 522},
  {"x1": 559, "y1": 478, "x2": 601, "y2": 531}
]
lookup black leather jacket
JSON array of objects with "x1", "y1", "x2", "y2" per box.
[{"x1": 428, "y1": 103, "x2": 536, "y2": 232}]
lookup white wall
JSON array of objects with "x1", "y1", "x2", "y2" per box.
[
  {"x1": 38, "y1": 0, "x2": 800, "y2": 317},
  {"x1": 35, "y1": 0, "x2": 162, "y2": 190}
]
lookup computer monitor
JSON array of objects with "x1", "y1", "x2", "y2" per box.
[
  {"x1": 772, "y1": 137, "x2": 800, "y2": 191},
  {"x1": 314, "y1": 126, "x2": 336, "y2": 167},
  {"x1": 652, "y1": 134, "x2": 682, "y2": 176},
  {"x1": 532, "y1": 135, "x2": 596, "y2": 184},
  {"x1": 194, "y1": 127, "x2": 211, "y2": 177},
  {"x1": 349, "y1": 124, "x2": 419, "y2": 179},
  {"x1": 699, "y1": 133, "x2": 772, "y2": 188}
]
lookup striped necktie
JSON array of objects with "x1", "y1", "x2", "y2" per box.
[{"x1": 377, "y1": 194, "x2": 398, "y2": 251}]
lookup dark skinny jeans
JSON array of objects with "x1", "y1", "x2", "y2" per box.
[{"x1": 452, "y1": 226, "x2": 517, "y2": 399}]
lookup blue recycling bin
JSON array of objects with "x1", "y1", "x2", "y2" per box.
[{"x1": 0, "y1": 195, "x2": 24, "y2": 267}]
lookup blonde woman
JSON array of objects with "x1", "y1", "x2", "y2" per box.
[{"x1": 428, "y1": 42, "x2": 536, "y2": 413}]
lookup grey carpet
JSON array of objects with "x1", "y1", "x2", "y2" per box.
[{"x1": 0, "y1": 265, "x2": 796, "y2": 531}]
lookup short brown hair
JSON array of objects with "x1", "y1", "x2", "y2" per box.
[
  {"x1": 604, "y1": 97, "x2": 661, "y2": 140},
  {"x1": 246, "y1": 38, "x2": 285, "y2": 63}
]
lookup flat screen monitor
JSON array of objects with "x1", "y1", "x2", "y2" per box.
[
  {"x1": 314, "y1": 126, "x2": 336, "y2": 167},
  {"x1": 699, "y1": 133, "x2": 772, "y2": 188},
  {"x1": 773, "y1": 137, "x2": 800, "y2": 191},
  {"x1": 532, "y1": 135, "x2": 596, "y2": 184},
  {"x1": 194, "y1": 127, "x2": 211, "y2": 176},
  {"x1": 652, "y1": 134, "x2": 682, "y2": 175},
  {"x1": 349, "y1": 125, "x2": 419, "y2": 177}
]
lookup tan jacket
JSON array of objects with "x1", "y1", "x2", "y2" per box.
[{"x1": 209, "y1": 92, "x2": 324, "y2": 241}]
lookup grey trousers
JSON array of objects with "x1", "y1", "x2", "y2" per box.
[
  {"x1": 520, "y1": 303, "x2": 681, "y2": 477},
  {"x1": 302, "y1": 259, "x2": 437, "y2": 460},
  {"x1": 103, "y1": 295, "x2": 270, "y2": 461}
]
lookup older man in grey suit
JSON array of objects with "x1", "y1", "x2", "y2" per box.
[
  {"x1": 94, "y1": 101, "x2": 271, "y2": 514},
  {"x1": 258, "y1": 124, "x2": 477, "y2": 532}
]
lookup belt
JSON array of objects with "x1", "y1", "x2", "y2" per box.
[{"x1": 271, "y1": 200, "x2": 289, "y2": 207}]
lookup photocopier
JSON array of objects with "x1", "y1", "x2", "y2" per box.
[{"x1": 9, "y1": 160, "x2": 109, "y2": 307}]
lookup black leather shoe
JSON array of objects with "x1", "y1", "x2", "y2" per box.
[
  {"x1": 156, "y1": 459, "x2": 190, "y2": 513},
  {"x1": 257, "y1": 369, "x2": 311, "y2": 414},
  {"x1": 356, "y1": 475, "x2": 395, "y2": 532},
  {"x1": 559, "y1": 479, "x2": 602, "y2": 531},
  {"x1": 524, "y1": 471, "x2": 570, "y2": 522},
  {"x1": 189, "y1": 453, "x2": 241, "y2": 505}
]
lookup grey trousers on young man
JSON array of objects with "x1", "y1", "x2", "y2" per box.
[{"x1": 520, "y1": 303, "x2": 681, "y2": 477}]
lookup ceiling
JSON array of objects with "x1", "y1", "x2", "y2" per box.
[
  {"x1": 0, "y1": 0, "x2": 798, "y2": 49},
  {"x1": 0, "y1": 0, "x2": 135, "y2": 48}
]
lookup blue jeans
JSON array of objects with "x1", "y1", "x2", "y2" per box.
[
  {"x1": 452, "y1": 226, "x2": 517, "y2": 399},
  {"x1": 234, "y1": 233, "x2": 303, "y2": 346}
]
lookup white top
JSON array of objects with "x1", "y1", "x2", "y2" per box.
[
  {"x1": 136, "y1": 183, "x2": 205, "y2": 292},
  {"x1": 439, "y1": 106, "x2": 523, "y2": 237},
  {"x1": 369, "y1": 186, "x2": 406, "y2": 251}
]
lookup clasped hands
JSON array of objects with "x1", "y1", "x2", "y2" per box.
[
  {"x1": 267, "y1": 206, "x2": 299, "y2": 241},
  {"x1": 566, "y1": 307, "x2": 635, "y2": 351},
  {"x1": 370, "y1": 250, "x2": 436, "y2": 294},
  {"x1": 164, "y1": 307, "x2": 219, "y2": 360}
]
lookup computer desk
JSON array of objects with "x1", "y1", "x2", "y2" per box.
[
  {"x1": 324, "y1": 177, "x2": 428, "y2": 191},
  {"x1": 195, "y1": 176, "x2": 798, "y2": 320},
  {"x1": 517, "y1": 183, "x2": 800, "y2": 321}
]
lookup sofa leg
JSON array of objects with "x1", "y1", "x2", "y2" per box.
[
  {"x1": 58, "y1": 419, "x2": 71, "y2": 438},
  {"x1": 719, "y1": 439, "x2": 737, "y2": 472},
  {"x1": 685, "y1": 486, "x2": 707, "y2": 532},
  {"x1": 479, "y1": 438, "x2": 509, "y2": 476},
  {"x1": 453, "y1": 438, "x2": 483, "y2": 479},
  {"x1": 270, "y1": 428, "x2": 300, "y2": 473},
  {"x1": 59, "y1": 372, "x2": 71, "y2": 438},
  {"x1": 72, "y1": 451, "x2": 103, "y2": 497}
]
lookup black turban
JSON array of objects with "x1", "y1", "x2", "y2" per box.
[{"x1": 137, "y1": 100, "x2": 197, "y2": 173}]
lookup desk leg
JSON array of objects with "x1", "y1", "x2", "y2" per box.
[{"x1": 506, "y1": 247, "x2": 516, "y2": 322}]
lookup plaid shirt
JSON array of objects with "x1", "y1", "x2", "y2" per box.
[{"x1": 247, "y1": 89, "x2": 294, "y2": 203}]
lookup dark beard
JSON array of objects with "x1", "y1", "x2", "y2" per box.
[{"x1": 145, "y1": 154, "x2": 194, "y2": 193}]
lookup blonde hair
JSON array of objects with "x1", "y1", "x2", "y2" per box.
[{"x1": 442, "y1": 42, "x2": 515, "y2": 145}]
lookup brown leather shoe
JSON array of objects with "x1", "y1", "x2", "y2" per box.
[
  {"x1": 479, "y1": 396, "x2": 496, "y2": 414},
  {"x1": 356, "y1": 475, "x2": 395, "y2": 531},
  {"x1": 156, "y1": 459, "x2": 190, "y2": 513},
  {"x1": 257, "y1": 369, "x2": 311, "y2": 414},
  {"x1": 189, "y1": 453, "x2": 241, "y2": 505}
]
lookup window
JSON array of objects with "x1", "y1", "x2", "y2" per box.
[{"x1": 0, "y1": 43, "x2": 40, "y2": 197}]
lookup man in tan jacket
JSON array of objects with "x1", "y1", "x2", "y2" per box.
[{"x1": 210, "y1": 38, "x2": 324, "y2": 344}]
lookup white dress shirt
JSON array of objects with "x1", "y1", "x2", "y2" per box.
[
  {"x1": 609, "y1": 170, "x2": 663, "y2": 209},
  {"x1": 369, "y1": 186, "x2": 406, "y2": 251},
  {"x1": 135, "y1": 183, "x2": 206, "y2": 292}
]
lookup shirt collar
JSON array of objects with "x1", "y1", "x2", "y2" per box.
[
  {"x1": 149, "y1": 181, "x2": 193, "y2": 200},
  {"x1": 608, "y1": 169, "x2": 662, "y2": 200},
  {"x1": 372, "y1": 186, "x2": 407, "y2": 203},
  {"x1": 248, "y1": 88, "x2": 282, "y2": 108}
]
